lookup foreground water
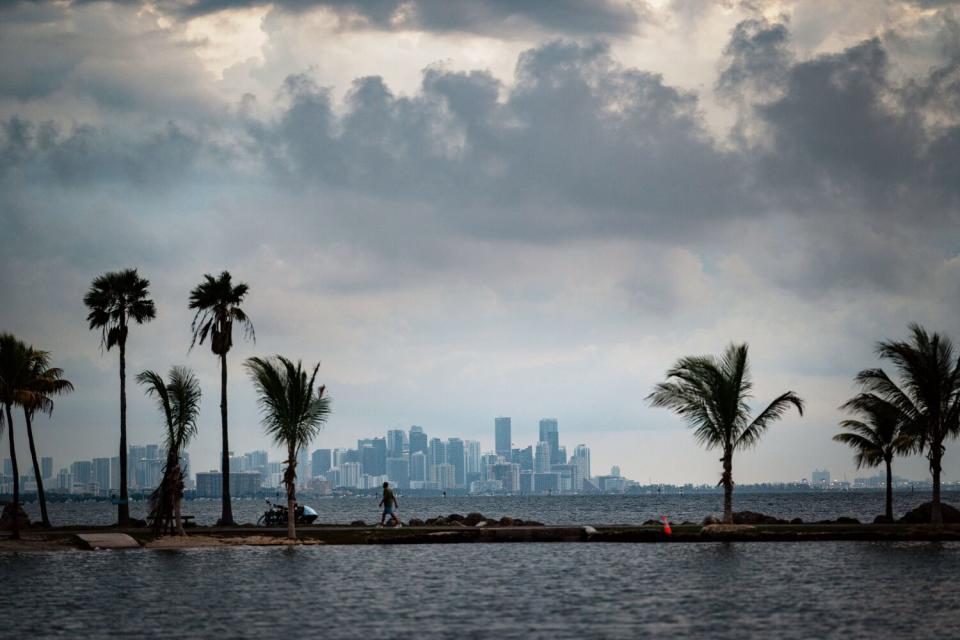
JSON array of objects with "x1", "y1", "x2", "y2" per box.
[
  {"x1": 23, "y1": 491, "x2": 960, "y2": 526},
  {"x1": 3, "y1": 542, "x2": 958, "y2": 639}
]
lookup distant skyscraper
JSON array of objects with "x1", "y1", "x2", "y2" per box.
[
  {"x1": 434, "y1": 463, "x2": 456, "y2": 489},
  {"x1": 387, "y1": 457, "x2": 410, "y2": 490},
  {"x1": 3, "y1": 458, "x2": 12, "y2": 477},
  {"x1": 387, "y1": 429, "x2": 406, "y2": 458},
  {"x1": 572, "y1": 445, "x2": 591, "y2": 483},
  {"x1": 812, "y1": 469, "x2": 831, "y2": 486},
  {"x1": 93, "y1": 458, "x2": 111, "y2": 495},
  {"x1": 297, "y1": 447, "x2": 310, "y2": 481},
  {"x1": 358, "y1": 438, "x2": 387, "y2": 476},
  {"x1": 534, "y1": 441, "x2": 551, "y2": 473},
  {"x1": 465, "y1": 440, "x2": 481, "y2": 475},
  {"x1": 71, "y1": 460, "x2": 93, "y2": 486},
  {"x1": 539, "y1": 419, "x2": 560, "y2": 465},
  {"x1": 312, "y1": 449, "x2": 332, "y2": 476},
  {"x1": 340, "y1": 462, "x2": 362, "y2": 488},
  {"x1": 409, "y1": 426, "x2": 428, "y2": 456},
  {"x1": 410, "y1": 451, "x2": 427, "y2": 482},
  {"x1": 110, "y1": 456, "x2": 120, "y2": 492},
  {"x1": 495, "y1": 417, "x2": 512, "y2": 459},
  {"x1": 446, "y1": 438, "x2": 466, "y2": 487},
  {"x1": 41, "y1": 456, "x2": 53, "y2": 480},
  {"x1": 512, "y1": 446, "x2": 534, "y2": 471},
  {"x1": 611, "y1": 465, "x2": 621, "y2": 477}
]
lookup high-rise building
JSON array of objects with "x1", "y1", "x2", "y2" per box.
[
  {"x1": 446, "y1": 438, "x2": 465, "y2": 487},
  {"x1": 195, "y1": 471, "x2": 261, "y2": 498},
  {"x1": 297, "y1": 447, "x2": 310, "y2": 481},
  {"x1": 56, "y1": 468, "x2": 72, "y2": 492},
  {"x1": 611, "y1": 465, "x2": 621, "y2": 477},
  {"x1": 572, "y1": 445, "x2": 591, "y2": 485},
  {"x1": 491, "y1": 463, "x2": 520, "y2": 492},
  {"x1": 358, "y1": 438, "x2": 387, "y2": 476},
  {"x1": 434, "y1": 463, "x2": 456, "y2": 490},
  {"x1": 512, "y1": 446, "x2": 534, "y2": 471},
  {"x1": 539, "y1": 419, "x2": 560, "y2": 465},
  {"x1": 387, "y1": 457, "x2": 410, "y2": 489},
  {"x1": 428, "y1": 438, "x2": 446, "y2": 477},
  {"x1": 465, "y1": 440, "x2": 481, "y2": 475},
  {"x1": 812, "y1": 469, "x2": 831, "y2": 486},
  {"x1": 71, "y1": 460, "x2": 93, "y2": 485},
  {"x1": 41, "y1": 456, "x2": 53, "y2": 480},
  {"x1": 93, "y1": 458, "x2": 111, "y2": 495},
  {"x1": 534, "y1": 441, "x2": 551, "y2": 473},
  {"x1": 408, "y1": 426, "x2": 428, "y2": 456},
  {"x1": 387, "y1": 429, "x2": 406, "y2": 458},
  {"x1": 312, "y1": 449, "x2": 332, "y2": 476},
  {"x1": 495, "y1": 417, "x2": 512, "y2": 459},
  {"x1": 110, "y1": 456, "x2": 120, "y2": 493},
  {"x1": 128, "y1": 445, "x2": 147, "y2": 486},
  {"x1": 410, "y1": 451, "x2": 427, "y2": 482},
  {"x1": 340, "y1": 462, "x2": 362, "y2": 488},
  {"x1": 3, "y1": 458, "x2": 12, "y2": 477}
]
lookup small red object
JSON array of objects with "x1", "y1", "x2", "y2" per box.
[{"x1": 661, "y1": 515, "x2": 672, "y2": 535}]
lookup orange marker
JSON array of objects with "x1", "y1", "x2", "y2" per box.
[{"x1": 661, "y1": 515, "x2": 672, "y2": 536}]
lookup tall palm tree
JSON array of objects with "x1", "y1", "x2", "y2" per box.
[
  {"x1": 137, "y1": 367, "x2": 201, "y2": 536},
  {"x1": 245, "y1": 356, "x2": 329, "y2": 539},
  {"x1": 647, "y1": 343, "x2": 804, "y2": 524},
  {"x1": 189, "y1": 271, "x2": 254, "y2": 526},
  {"x1": 834, "y1": 393, "x2": 913, "y2": 522},
  {"x1": 84, "y1": 268, "x2": 156, "y2": 527},
  {"x1": 21, "y1": 350, "x2": 74, "y2": 528},
  {"x1": 854, "y1": 324, "x2": 960, "y2": 527},
  {"x1": 0, "y1": 333, "x2": 35, "y2": 540}
]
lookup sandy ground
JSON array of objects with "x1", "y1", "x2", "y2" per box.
[
  {"x1": 0, "y1": 535, "x2": 77, "y2": 552},
  {"x1": 144, "y1": 535, "x2": 327, "y2": 549}
]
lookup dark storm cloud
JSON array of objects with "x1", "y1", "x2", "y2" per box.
[{"x1": 716, "y1": 18, "x2": 792, "y2": 99}]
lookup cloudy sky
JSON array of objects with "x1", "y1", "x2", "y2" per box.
[{"x1": 2, "y1": 0, "x2": 959, "y2": 484}]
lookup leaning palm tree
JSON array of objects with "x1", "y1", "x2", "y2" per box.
[
  {"x1": 137, "y1": 367, "x2": 201, "y2": 536},
  {"x1": 84, "y1": 268, "x2": 156, "y2": 527},
  {"x1": 0, "y1": 333, "x2": 35, "y2": 540},
  {"x1": 834, "y1": 393, "x2": 913, "y2": 522},
  {"x1": 854, "y1": 324, "x2": 960, "y2": 527},
  {"x1": 21, "y1": 350, "x2": 74, "y2": 528},
  {"x1": 647, "y1": 343, "x2": 804, "y2": 524},
  {"x1": 189, "y1": 271, "x2": 254, "y2": 526},
  {"x1": 245, "y1": 356, "x2": 329, "y2": 539}
]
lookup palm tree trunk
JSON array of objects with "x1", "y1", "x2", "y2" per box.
[
  {"x1": 174, "y1": 468, "x2": 184, "y2": 536},
  {"x1": 287, "y1": 446, "x2": 296, "y2": 540},
  {"x1": 23, "y1": 410, "x2": 50, "y2": 527},
  {"x1": 219, "y1": 351, "x2": 234, "y2": 526},
  {"x1": 118, "y1": 334, "x2": 130, "y2": 527},
  {"x1": 884, "y1": 456, "x2": 893, "y2": 522},
  {"x1": 722, "y1": 449, "x2": 733, "y2": 524},
  {"x1": 930, "y1": 444, "x2": 943, "y2": 527},
  {"x1": 5, "y1": 403, "x2": 21, "y2": 540}
]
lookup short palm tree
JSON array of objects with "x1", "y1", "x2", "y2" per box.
[
  {"x1": 854, "y1": 324, "x2": 960, "y2": 526},
  {"x1": 21, "y1": 350, "x2": 74, "y2": 528},
  {"x1": 0, "y1": 333, "x2": 35, "y2": 539},
  {"x1": 84, "y1": 268, "x2": 156, "y2": 527},
  {"x1": 647, "y1": 343, "x2": 804, "y2": 524},
  {"x1": 245, "y1": 356, "x2": 329, "y2": 539},
  {"x1": 834, "y1": 393, "x2": 913, "y2": 522},
  {"x1": 137, "y1": 367, "x2": 201, "y2": 535},
  {"x1": 189, "y1": 271, "x2": 254, "y2": 526}
]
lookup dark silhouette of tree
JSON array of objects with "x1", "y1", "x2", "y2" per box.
[
  {"x1": 854, "y1": 324, "x2": 960, "y2": 527},
  {"x1": 834, "y1": 393, "x2": 912, "y2": 522},
  {"x1": 189, "y1": 271, "x2": 254, "y2": 526},
  {"x1": 245, "y1": 356, "x2": 329, "y2": 539},
  {"x1": 647, "y1": 343, "x2": 804, "y2": 524},
  {"x1": 0, "y1": 333, "x2": 36, "y2": 539},
  {"x1": 137, "y1": 367, "x2": 201, "y2": 536},
  {"x1": 84, "y1": 268, "x2": 156, "y2": 527},
  {"x1": 21, "y1": 350, "x2": 73, "y2": 528}
]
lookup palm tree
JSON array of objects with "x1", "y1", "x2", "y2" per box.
[
  {"x1": 21, "y1": 350, "x2": 74, "y2": 528},
  {"x1": 854, "y1": 324, "x2": 960, "y2": 527},
  {"x1": 137, "y1": 367, "x2": 201, "y2": 536},
  {"x1": 834, "y1": 393, "x2": 913, "y2": 522},
  {"x1": 0, "y1": 333, "x2": 35, "y2": 540},
  {"x1": 189, "y1": 271, "x2": 254, "y2": 526},
  {"x1": 245, "y1": 356, "x2": 329, "y2": 539},
  {"x1": 84, "y1": 268, "x2": 156, "y2": 527},
  {"x1": 647, "y1": 343, "x2": 804, "y2": 524}
]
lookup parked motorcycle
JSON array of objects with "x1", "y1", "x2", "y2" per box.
[{"x1": 257, "y1": 499, "x2": 319, "y2": 526}]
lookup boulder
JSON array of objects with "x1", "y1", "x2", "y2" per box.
[
  {"x1": 498, "y1": 517, "x2": 516, "y2": 527},
  {"x1": 462, "y1": 512, "x2": 487, "y2": 526},
  {"x1": 790, "y1": 518, "x2": 804, "y2": 525},
  {"x1": 446, "y1": 513, "x2": 464, "y2": 522},
  {"x1": 732, "y1": 511, "x2": 788, "y2": 525},
  {"x1": 525, "y1": 520, "x2": 545, "y2": 527},
  {"x1": 702, "y1": 515, "x2": 721, "y2": 526},
  {"x1": 835, "y1": 517, "x2": 860, "y2": 525},
  {"x1": 899, "y1": 502, "x2": 960, "y2": 524},
  {"x1": 407, "y1": 518, "x2": 425, "y2": 527},
  {"x1": 873, "y1": 515, "x2": 894, "y2": 524},
  {"x1": 350, "y1": 520, "x2": 366, "y2": 526}
]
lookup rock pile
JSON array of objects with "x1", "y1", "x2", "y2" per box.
[
  {"x1": 898, "y1": 502, "x2": 960, "y2": 524},
  {"x1": 405, "y1": 513, "x2": 545, "y2": 528}
]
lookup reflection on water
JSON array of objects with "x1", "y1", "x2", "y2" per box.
[
  {"x1": 3, "y1": 542, "x2": 958, "y2": 639},
  {"x1": 21, "y1": 491, "x2": 960, "y2": 527}
]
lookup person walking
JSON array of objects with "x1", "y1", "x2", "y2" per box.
[{"x1": 379, "y1": 482, "x2": 400, "y2": 527}]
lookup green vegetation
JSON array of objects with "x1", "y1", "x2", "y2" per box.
[
  {"x1": 137, "y1": 367, "x2": 202, "y2": 535},
  {"x1": 647, "y1": 343, "x2": 804, "y2": 524},
  {"x1": 245, "y1": 356, "x2": 330, "y2": 539},
  {"x1": 84, "y1": 268, "x2": 156, "y2": 526},
  {"x1": 189, "y1": 271, "x2": 254, "y2": 527}
]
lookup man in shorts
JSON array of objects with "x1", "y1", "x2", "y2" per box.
[{"x1": 379, "y1": 481, "x2": 400, "y2": 527}]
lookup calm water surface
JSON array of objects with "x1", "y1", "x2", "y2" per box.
[
  {"x1": 23, "y1": 491, "x2": 960, "y2": 527},
  {"x1": 3, "y1": 542, "x2": 958, "y2": 639}
]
